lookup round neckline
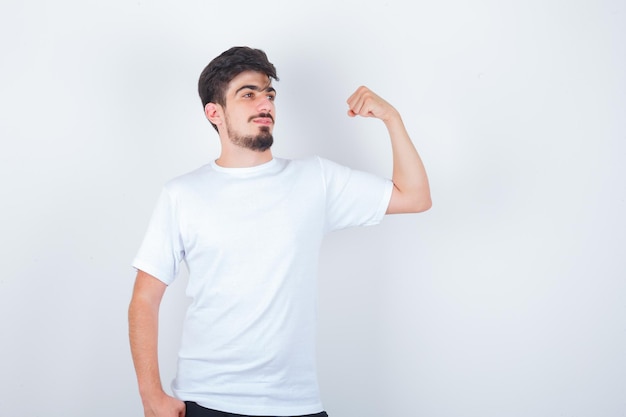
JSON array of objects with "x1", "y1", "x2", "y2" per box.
[{"x1": 210, "y1": 158, "x2": 278, "y2": 175}]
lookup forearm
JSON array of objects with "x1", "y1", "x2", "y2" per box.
[
  {"x1": 346, "y1": 86, "x2": 431, "y2": 214},
  {"x1": 128, "y1": 295, "x2": 166, "y2": 402},
  {"x1": 384, "y1": 112, "x2": 431, "y2": 213}
]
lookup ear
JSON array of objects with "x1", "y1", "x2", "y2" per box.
[{"x1": 204, "y1": 103, "x2": 222, "y2": 126}]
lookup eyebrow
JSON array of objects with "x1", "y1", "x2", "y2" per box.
[{"x1": 235, "y1": 84, "x2": 276, "y2": 95}]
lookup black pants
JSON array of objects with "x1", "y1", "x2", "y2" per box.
[{"x1": 184, "y1": 401, "x2": 329, "y2": 417}]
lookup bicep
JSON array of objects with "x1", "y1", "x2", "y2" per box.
[
  {"x1": 130, "y1": 269, "x2": 168, "y2": 307},
  {"x1": 385, "y1": 184, "x2": 432, "y2": 214},
  {"x1": 385, "y1": 185, "x2": 407, "y2": 214}
]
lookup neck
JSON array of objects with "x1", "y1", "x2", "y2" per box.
[{"x1": 215, "y1": 147, "x2": 273, "y2": 168}]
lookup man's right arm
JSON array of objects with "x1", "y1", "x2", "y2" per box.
[{"x1": 128, "y1": 270, "x2": 185, "y2": 417}]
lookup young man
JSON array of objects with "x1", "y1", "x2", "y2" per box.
[{"x1": 129, "y1": 46, "x2": 431, "y2": 417}]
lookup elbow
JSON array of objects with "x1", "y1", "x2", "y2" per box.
[
  {"x1": 415, "y1": 196, "x2": 432, "y2": 213},
  {"x1": 410, "y1": 193, "x2": 432, "y2": 213},
  {"x1": 387, "y1": 189, "x2": 432, "y2": 214},
  {"x1": 408, "y1": 183, "x2": 432, "y2": 213},
  {"x1": 413, "y1": 183, "x2": 432, "y2": 212}
]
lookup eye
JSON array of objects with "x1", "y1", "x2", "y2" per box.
[
  {"x1": 267, "y1": 94, "x2": 276, "y2": 101},
  {"x1": 243, "y1": 92, "x2": 254, "y2": 98}
]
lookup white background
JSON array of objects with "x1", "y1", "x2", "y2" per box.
[{"x1": 1, "y1": 1, "x2": 625, "y2": 416}]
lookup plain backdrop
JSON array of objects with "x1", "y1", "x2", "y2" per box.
[{"x1": 1, "y1": 1, "x2": 625, "y2": 416}]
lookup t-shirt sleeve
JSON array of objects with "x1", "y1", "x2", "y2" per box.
[
  {"x1": 317, "y1": 156, "x2": 394, "y2": 232},
  {"x1": 132, "y1": 186, "x2": 185, "y2": 285}
]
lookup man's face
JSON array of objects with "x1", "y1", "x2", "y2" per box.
[{"x1": 221, "y1": 70, "x2": 276, "y2": 152}]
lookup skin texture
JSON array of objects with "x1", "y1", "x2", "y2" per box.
[
  {"x1": 129, "y1": 270, "x2": 184, "y2": 417},
  {"x1": 345, "y1": 86, "x2": 431, "y2": 213},
  {"x1": 128, "y1": 69, "x2": 431, "y2": 417},
  {"x1": 205, "y1": 71, "x2": 277, "y2": 168}
]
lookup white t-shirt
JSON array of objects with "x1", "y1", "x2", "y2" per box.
[{"x1": 133, "y1": 156, "x2": 393, "y2": 416}]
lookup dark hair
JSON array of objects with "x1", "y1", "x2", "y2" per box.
[{"x1": 198, "y1": 46, "x2": 279, "y2": 130}]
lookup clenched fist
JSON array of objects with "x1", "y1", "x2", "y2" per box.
[{"x1": 346, "y1": 86, "x2": 399, "y2": 123}]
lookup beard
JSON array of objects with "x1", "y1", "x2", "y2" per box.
[
  {"x1": 226, "y1": 114, "x2": 274, "y2": 152},
  {"x1": 230, "y1": 127, "x2": 274, "y2": 152}
]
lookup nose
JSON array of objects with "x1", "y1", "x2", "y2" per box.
[{"x1": 257, "y1": 96, "x2": 273, "y2": 113}]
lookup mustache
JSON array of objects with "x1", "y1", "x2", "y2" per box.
[{"x1": 248, "y1": 113, "x2": 274, "y2": 123}]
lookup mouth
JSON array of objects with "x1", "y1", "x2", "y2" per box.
[{"x1": 249, "y1": 113, "x2": 274, "y2": 126}]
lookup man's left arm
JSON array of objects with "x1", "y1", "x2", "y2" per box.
[{"x1": 347, "y1": 86, "x2": 432, "y2": 214}]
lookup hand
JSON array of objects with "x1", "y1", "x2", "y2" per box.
[
  {"x1": 142, "y1": 393, "x2": 185, "y2": 417},
  {"x1": 346, "y1": 86, "x2": 399, "y2": 122}
]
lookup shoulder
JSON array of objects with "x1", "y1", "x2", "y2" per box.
[
  {"x1": 168, "y1": 163, "x2": 212, "y2": 184},
  {"x1": 279, "y1": 156, "x2": 352, "y2": 183},
  {"x1": 283, "y1": 155, "x2": 346, "y2": 171},
  {"x1": 158, "y1": 164, "x2": 213, "y2": 199}
]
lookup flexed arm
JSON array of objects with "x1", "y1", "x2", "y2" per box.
[{"x1": 347, "y1": 86, "x2": 431, "y2": 214}]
